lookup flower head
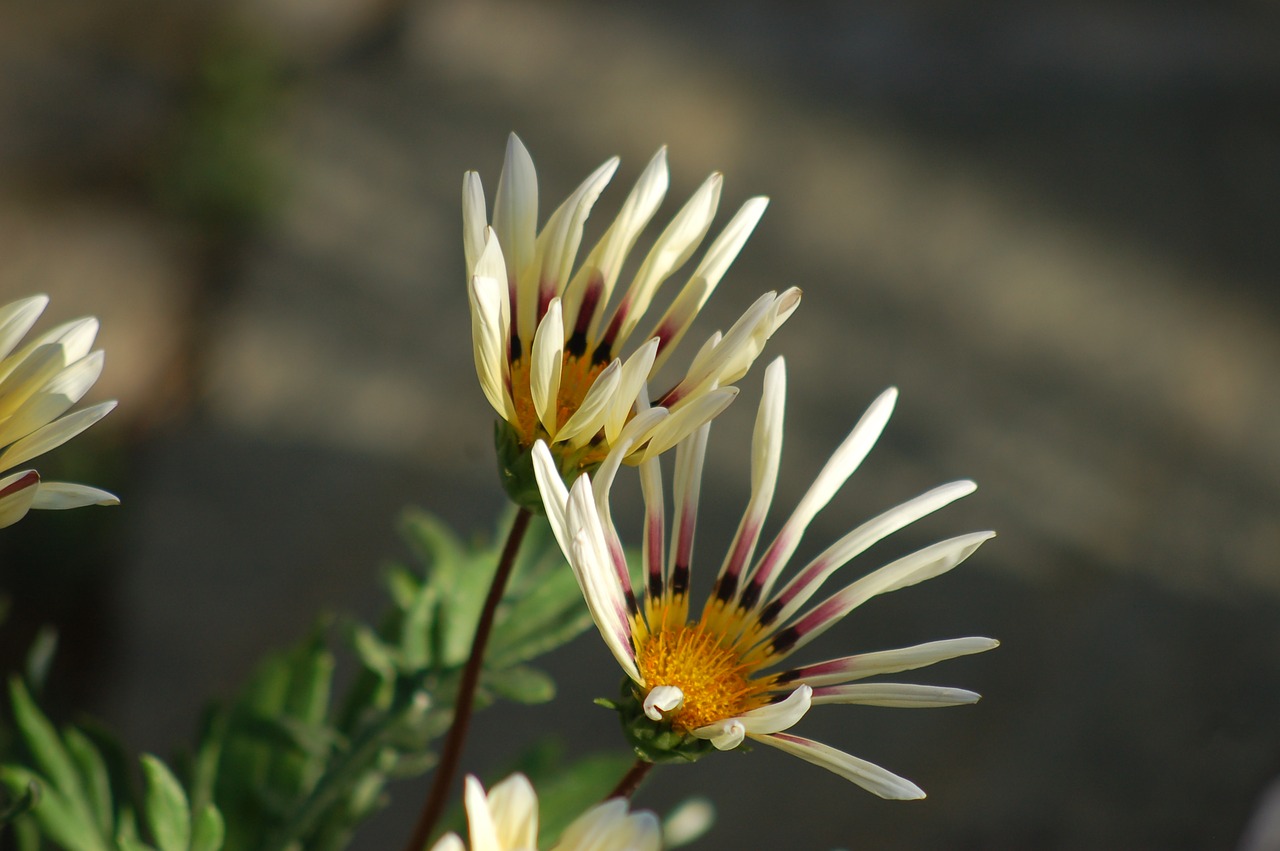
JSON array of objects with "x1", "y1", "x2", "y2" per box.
[
  {"x1": 465, "y1": 135, "x2": 799, "y2": 506},
  {"x1": 533, "y1": 358, "x2": 996, "y2": 799},
  {"x1": 0, "y1": 295, "x2": 118, "y2": 528},
  {"x1": 430, "y1": 773, "x2": 660, "y2": 851}
]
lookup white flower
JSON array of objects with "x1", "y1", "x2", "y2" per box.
[
  {"x1": 430, "y1": 774, "x2": 661, "y2": 851},
  {"x1": 464, "y1": 135, "x2": 799, "y2": 500},
  {"x1": 0, "y1": 295, "x2": 118, "y2": 528},
  {"x1": 533, "y1": 357, "x2": 996, "y2": 799}
]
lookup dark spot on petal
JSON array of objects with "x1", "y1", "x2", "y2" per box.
[
  {"x1": 713, "y1": 573, "x2": 737, "y2": 603},
  {"x1": 756, "y1": 598, "x2": 783, "y2": 627}
]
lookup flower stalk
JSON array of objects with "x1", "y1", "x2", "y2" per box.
[
  {"x1": 606, "y1": 759, "x2": 655, "y2": 802},
  {"x1": 403, "y1": 506, "x2": 534, "y2": 851}
]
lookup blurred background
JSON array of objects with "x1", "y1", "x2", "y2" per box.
[{"x1": 1, "y1": 0, "x2": 1278, "y2": 848}]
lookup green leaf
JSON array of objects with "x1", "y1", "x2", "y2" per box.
[
  {"x1": 488, "y1": 568, "x2": 590, "y2": 668},
  {"x1": 384, "y1": 565, "x2": 421, "y2": 612},
  {"x1": 116, "y1": 837, "x2": 156, "y2": 851},
  {"x1": 188, "y1": 707, "x2": 227, "y2": 823},
  {"x1": 8, "y1": 677, "x2": 83, "y2": 805},
  {"x1": 141, "y1": 755, "x2": 190, "y2": 851},
  {"x1": 350, "y1": 625, "x2": 398, "y2": 682},
  {"x1": 0, "y1": 777, "x2": 39, "y2": 822},
  {"x1": 1, "y1": 765, "x2": 106, "y2": 851},
  {"x1": 190, "y1": 804, "x2": 225, "y2": 851},
  {"x1": 63, "y1": 727, "x2": 113, "y2": 837},
  {"x1": 483, "y1": 666, "x2": 555, "y2": 705},
  {"x1": 24, "y1": 627, "x2": 58, "y2": 696},
  {"x1": 13, "y1": 812, "x2": 40, "y2": 851},
  {"x1": 398, "y1": 583, "x2": 435, "y2": 671},
  {"x1": 399, "y1": 509, "x2": 466, "y2": 582}
]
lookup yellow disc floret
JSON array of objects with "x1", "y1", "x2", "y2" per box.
[{"x1": 635, "y1": 621, "x2": 768, "y2": 732}]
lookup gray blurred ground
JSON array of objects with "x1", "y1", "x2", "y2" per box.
[{"x1": 1, "y1": 0, "x2": 1278, "y2": 848}]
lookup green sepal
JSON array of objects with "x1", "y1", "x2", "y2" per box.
[
  {"x1": 609, "y1": 681, "x2": 715, "y2": 765},
  {"x1": 493, "y1": 420, "x2": 606, "y2": 511},
  {"x1": 495, "y1": 419, "x2": 545, "y2": 510}
]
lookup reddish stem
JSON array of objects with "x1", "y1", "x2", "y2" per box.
[
  {"x1": 402, "y1": 507, "x2": 534, "y2": 851},
  {"x1": 607, "y1": 758, "x2": 655, "y2": 801}
]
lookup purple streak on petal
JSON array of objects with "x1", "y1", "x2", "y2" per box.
[
  {"x1": 536, "y1": 275, "x2": 555, "y2": 327},
  {"x1": 772, "y1": 658, "x2": 849, "y2": 685},
  {"x1": 645, "y1": 500, "x2": 665, "y2": 601},
  {"x1": 757, "y1": 554, "x2": 833, "y2": 626},
  {"x1": 720, "y1": 518, "x2": 762, "y2": 586},
  {"x1": 738, "y1": 528, "x2": 794, "y2": 612},
  {"x1": 598, "y1": 298, "x2": 631, "y2": 358},
  {"x1": 769, "y1": 595, "x2": 848, "y2": 655},
  {"x1": 0, "y1": 470, "x2": 39, "y2": 499}
]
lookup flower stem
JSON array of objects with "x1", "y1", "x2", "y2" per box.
[
  {"x1": 402, "y1": 506, "x2": 534, "y2": 851},
  {"x1": 607, "y1": 758, "x2": 655, "y2": 801}
]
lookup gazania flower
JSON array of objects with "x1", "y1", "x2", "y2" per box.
[
  {"x1": 430, "y1": 773, "x2": 660, "y2": 851},
  {"x1": 0, "y1": 295, "x2": 118, "y2": 528},
  {"x1": 533, "y1": 358, "x2": 996, "y2": 799},
  {"x1": 464, "y1": 134, "x2": 800, "y2": 505}
]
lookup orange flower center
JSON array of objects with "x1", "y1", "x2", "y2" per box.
[{"x1": 635, "y1": 622, "x2": 767, "y2": 732}]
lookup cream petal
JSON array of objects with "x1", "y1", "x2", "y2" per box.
[
  {"x1": 607, "y1": 172, "x2": 722, "y2": 349},
  {"x1": 753, "y1": 733, "x2": 926, "y2": 800},
  {"x1": 660, "y1": 798, "x2": 714, "y2": 848},
  {"x1": 468, "y1": 274, "x2": 515, "y2": 421},
  {"x1": 0, "y1": 295, "x2": 48, "y2": 362},
  {"x1": 557, "y1": 359, "x2": 621, "y2": 448},
  {"x1": 742, "y1": 385, "x2": 897, "y2": 605},
  {"x1": 565, "y1": 478, "x2": 641, "y2": 683},
  {"x1": 30, "y1": 482, "x2": 119, "y2": 510},
  {"x1": 695, "y1": 719, "x2": 745, "y2": 751},
  {"x1": 485, "y1": 773, "x2": 539, "y2": 850},
  {"x1": 531, "y1": 440, "x2": 572, "y2": 554},
  {"x1": 714, "y1": 357, "x2": 785, "y2": 590},
  {"x1": 659, "y1": 291, "x2": 775, "y2": 404},
  {"x1": 742, "y1": 684, "x2": 812, "y2": 733},
  {"x1": 710, "y1": 286, "x2": 801, "y2": 388},
  {"x1": 427, "y1": 833, "x2": 465, "y2": 851},
  {"x1": 603, "y1": 337, "x2": 659, "y2": 444},
  {"x1": 555, "y1": 799, "x2": 661, "y2": 851},
  {"x1": 0, "y1": 343, "x2": 71, "y2": 420},
  {"x1": 522, "y1": 157, "x2": 618, "y2": 345},
  {"x1": 493, "y1": 133, "x2": 538, "y2": 291},
  {"x1": 643, "y1": 685, "x2": 684, "y2": 721},
  {"x1": 0, "y1": 470, "x2": 39, "y2": 528},
  {"x1": 763, "y1": 479, "x2": 978, "y2": 628},
  {"x1": 770, "y1": 531, "x2": 995, "y2": 662},
  {"x1": 786, "y1": 637, "x2": 1000, "y2": 687},
  {"x1": 610, "y1": 811, "x2": 662, "y2": 851},
  {"x1": 592, "y1": 406, "x2": 667, "y2": 520},
  {"x1": 0, "y1": 351, "x2": 105, "y2": 449},
  {"x1": 462, "y1": 171, "x2": 488, "y2": 278},
  {"x1": 562, "y1": 148, "x2": 669, "y2": 339},
  {"x1": 666, "y1": 419, "x2": 711, "y2": 597},
  {"x1": 0, "y1": 400, "x2": 116, "y2": 471},
  {"x1": 686, "y1": 196, "x2": 768, "y2": 294},
  {"x1": 635, "y1": 387, "x2": 736, "y2": 463},
  {"x1": 810, "y1": 683, "x2": 981, "y2": 708},
  {"x1": 644, "y1": 196, "x2": 768, "y2": 374},
  {"x1": 530, "y1": 299, "x2": 565, "y2": 434},
  {"x1": 462, "y1": 775, "x2": 501, "y2": 851}
]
